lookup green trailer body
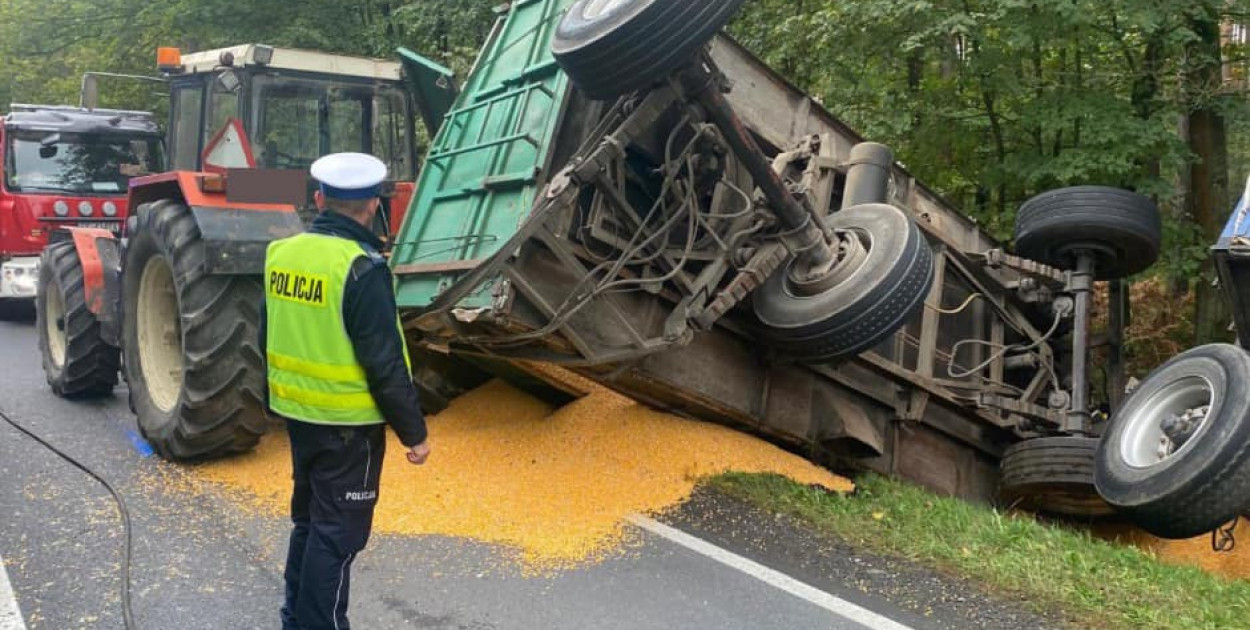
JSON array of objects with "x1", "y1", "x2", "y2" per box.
[
  {"x1": 388, "y1": 0, "x2": 1095, "y2": 506},
  {"x1": 392, "y1": 0, "x2": 573, "y2": 311}
]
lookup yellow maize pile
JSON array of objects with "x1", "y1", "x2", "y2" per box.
[
  {"x1": 195, "y1": 376, "x2": 852, "y2": 570},
  {"x1": 1098, "y1": 521, "x2": 1250, "y2": 582}
]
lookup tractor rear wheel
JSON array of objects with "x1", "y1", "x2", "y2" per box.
[
  {"x1": 37, "y1": 240, "x2": 120, "y2": 398},
  {"x1": 122, "y1": 200, "x2": 267, "y2": 460}
]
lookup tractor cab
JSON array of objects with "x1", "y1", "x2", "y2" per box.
[{"x1": 156, "y1": 44, "x2": 454, "y2": 235}]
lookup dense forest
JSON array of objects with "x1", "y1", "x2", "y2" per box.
[{"x1": 1, "y1": 0, "x2": 1248, "y2": 357}]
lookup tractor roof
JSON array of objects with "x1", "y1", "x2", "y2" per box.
[
  {"x1": 177, "y1": 45, "x2": 403, "y2": 82},
  {"x1": 4, "y1": 105, "x2": 160, "y2": 135}
]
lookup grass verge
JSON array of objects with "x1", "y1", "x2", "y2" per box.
[{"x1": 709, "y1": 472, "x2": 1250, "y2": 630}]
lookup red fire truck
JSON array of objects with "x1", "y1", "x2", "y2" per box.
[{"x1": 0, "y1": 105, "x2": 163, "y2": 313}]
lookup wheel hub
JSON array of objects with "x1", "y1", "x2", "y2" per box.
[
  {"x1": 1121, "y1": 375, "x2": 1213, "y2": 468},
  {"x1": 1157, "y1": 406, "x2": 1209, "y2": 460},
  {"x1": 45, "y1": 280, "x2": 67, "y2": 368},
  {"x1": 136, "y1": 256, "x2": 184, "y2": 414},
  {"x1": 788, "y1": 229, "x2": 870, "y2": 297},
  {"x1": 1053, "y1": 241, "x2": 1118, "y2": 273}
]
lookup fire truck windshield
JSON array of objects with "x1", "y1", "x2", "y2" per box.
[{"x1": 5, "y1": 130, "x2": 165, "y2": 195}]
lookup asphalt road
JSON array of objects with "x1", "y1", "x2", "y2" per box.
[{"x1": 0, "y1": 310, "x2": 1068, "y2": 630}]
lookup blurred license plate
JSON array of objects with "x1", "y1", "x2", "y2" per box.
[{"x1": 77, "y1": 221, "x2": 121, "y2": 233}]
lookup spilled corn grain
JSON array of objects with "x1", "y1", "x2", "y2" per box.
[
  {"x1": 1096, "y1": 520, "x2": 1250, "y2": 582},
  {"x1": 195, "y1": 377, "x2": 852, "y2": 571}
]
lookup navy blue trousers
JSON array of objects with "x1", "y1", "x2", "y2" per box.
[{"x1": 281, "y1": 418, "x2": 385, "y2": 630}]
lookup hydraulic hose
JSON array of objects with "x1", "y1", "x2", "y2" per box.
[{"x1": 0, "y1": 408, "x2": 137, "y2": 630}]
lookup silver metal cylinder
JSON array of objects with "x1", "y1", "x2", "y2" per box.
[
  {"x1": 1067, "y1": 253, "x2": 1095, "y2": 433},
  {"x1": 840, "y1": 142, "x2": 894, "y2": 210}
]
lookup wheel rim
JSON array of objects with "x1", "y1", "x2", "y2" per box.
[
  {"x1": 45, "y1": 279, "x2": 67, "y2": 368},
  {"x1": 137, "y1": 256, "x2": 183, "y2": 414},
  {"x1": 1119, "y1": 375, "x2": 1214, "y2": 468},
  {"x1": 581, "y1": 0, "x2": 633, "y2": 20}
]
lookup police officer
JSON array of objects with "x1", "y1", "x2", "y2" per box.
[{"x1": 260, "y1": 152, "x2": 431, "y2": 630}]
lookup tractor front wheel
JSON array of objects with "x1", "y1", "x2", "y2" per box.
[{"x1": 37, "y1": 240, "x2": 120, "y2": 398}]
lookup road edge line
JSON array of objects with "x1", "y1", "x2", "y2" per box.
[
  {"x1": 0, "y1": 553, "x2": 27, "y2": 630},
  {"x1": 628, "y1": 515, "x2": 915, "y2": 630}
]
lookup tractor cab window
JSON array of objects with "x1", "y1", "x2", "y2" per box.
[
  {"x1": 205, "y1": 87, "x2": 240, "y2": 149},
  {"x1": 170, "y1": 84, "x2": 204, "y2": 170},
  {"x1": 254, "y1": 77, "x2": 322, "y2": 170},
  {"x1": 251, "y1": 75, "x2": 413, "y2": 179},
  {"x1": 5, "y1": 130, "x2": 165, "y2": 195},
  {"x1": 373, "y1": 90, "x2": 412, "y2": 181}
]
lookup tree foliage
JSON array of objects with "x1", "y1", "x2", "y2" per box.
[
  {"x1": 732, "y1": 1, "x2": 1250, "y2": 270},
  {"x1": 0, "y1": 0, "x2": 499, "y2": 111},
  {"x1": 1, "y1": 0, "x2": 1248, "y2": 338}
]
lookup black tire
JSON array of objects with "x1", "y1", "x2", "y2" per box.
[
  {"x1": 1095, "y1": 344, "x2": 1250, "y2": 539},
  {"x1": 999, "y1": 436, "x2": 1115, "y2": 518},
  {"x1": 122, "y1": 200, "x2": 267, "y2": 460},
  {"x1": 552, "y1": 0, "x2": 747, "y2": 101},
  {"x1": 37, "y1": 241, "x2": 120, "y2": 398},
  {"x1": 752, "y1": 203, "x2": 935, "y2": 363},
  {"x1": 409, "y1": 348, "x2": 492, "y2": 416},
  {"x1": 1014, "y1": 186, "x2": 1160, "y2": 280}
]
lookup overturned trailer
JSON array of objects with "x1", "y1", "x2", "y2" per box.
[
  {"x1": 392, "y1": 0, "x2": 1166, "y2": 513},
  {"x1": 38, "y1": 0, "x2": 1239, "y2": 541}
]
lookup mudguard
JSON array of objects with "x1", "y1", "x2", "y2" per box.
[
  {"x1": 127, "y1": 171, "x2": 305, "y2": 275},
  {"x1": 53, "y1": 227, "x2": 123, "y2": 345}
]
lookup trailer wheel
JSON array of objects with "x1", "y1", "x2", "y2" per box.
[
  {"x1": 552, "y1": 0, "x2": 747, "y2": 101},
  {"x1": 1095, "y1": 344, "x2": 1250, "y2": 539},
  {"x1": 37, "y1": 241, "x2": 120, "y2": 398},
  {"x1": 122, "y1": 200, "x2": 267, "y2": 460},
  {"x1": 1014, "y1": 186, "x2": 1160, "y2": 280},
  {"x1": 753, "y1": 203, "x2": 934, "y2": 363},
  {"x1": 999, "y1": 436, "x2": 1114, "y2": 518}
]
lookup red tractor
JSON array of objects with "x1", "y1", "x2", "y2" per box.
[
  {"x1": 0, "y1": 105, "x2": 162, "y2": 317},
  {"x1": 37, "y1": 44, "x2": 454, "y2": 459}
]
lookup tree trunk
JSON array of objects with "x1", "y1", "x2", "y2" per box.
[
  {"x1": 1189, "y1": 13, "x2": 1233, "y2": 344},
  {"x1": 980, "y1": 89, "x2": 1009, "y2": 221}
]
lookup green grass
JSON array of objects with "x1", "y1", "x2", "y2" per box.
[{"x1": 709, "y1": 472, "x2": 1250, "y2": 630}]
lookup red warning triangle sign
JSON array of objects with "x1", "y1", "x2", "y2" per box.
[{"x1": 201, "y1": 118, "x2": 256, "y2": 173}]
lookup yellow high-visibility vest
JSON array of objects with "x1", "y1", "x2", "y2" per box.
[{"x1": 264, "y1": 233, "x2": 411, "y2": 425}]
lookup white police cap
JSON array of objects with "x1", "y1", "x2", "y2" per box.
[{"x1": 310, "y1": 152, "x2": 388, "y2": 200}]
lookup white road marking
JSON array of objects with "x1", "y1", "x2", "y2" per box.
[
  {"x1": 629, "y1": 515, "x2": 916, "y2": 630},
  {"x1": 0, "y1": 553, "x2": 27, "y2": 630}
]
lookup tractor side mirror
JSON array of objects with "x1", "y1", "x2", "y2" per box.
[{"x1": 215, "y1": 70, "x2": 241, "y2": 94}]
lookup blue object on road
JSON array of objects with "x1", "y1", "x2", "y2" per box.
[{"x1": 126, "y1": 429, "x2": 155, "y2": 457}]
